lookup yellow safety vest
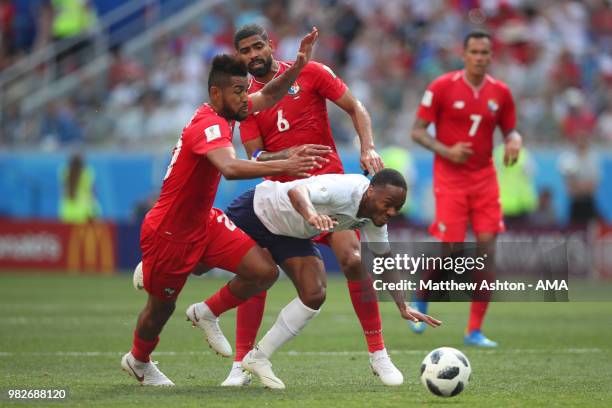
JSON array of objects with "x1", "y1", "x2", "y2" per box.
[
  {"x1": 59, "y1": 167, "x2": 99, "y2": 223},
  {"x1": 52, "y1": 0, "x2": 96, "y2": 38},
  {"x1": 494, "y1": 145, "x2": 537, "y2": 216}
]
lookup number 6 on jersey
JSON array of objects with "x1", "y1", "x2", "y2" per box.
[{"x1": 277, "y1": 109, "x2": 290, "y2": 132}]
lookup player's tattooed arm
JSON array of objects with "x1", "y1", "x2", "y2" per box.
[
  {"x1": 244, "y1": 137, "x2": 331, "y2": 167},
  {"x1": 207, "y1": 146, "x2": 316, "y2": 179},
  {"x1": 502, "y1": 129, "x2": 522, "y2": 166},
  {"x1": 288, "y1": 185, "x2": 337, "y2": 231},
  {"x1": 334, "y1": 89, "x2": 383, "y2": 174},
  {"x1": 411, "y1": 118, "x2": 473, "y2": 164},
  {"x1": 248, "y1": 27, "x2": 319, "y2": 113}
]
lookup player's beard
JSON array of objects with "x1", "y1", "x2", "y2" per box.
[
  {"x1": 248, "y1": 56, "x2": 273, "y2": 77},
  {"x1": 222, "y1": 103, "x2": 248, "y2": 122}
]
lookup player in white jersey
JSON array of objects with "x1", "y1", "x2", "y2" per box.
[
  {"x1": 132, "y1": 169, "x2": 442, "y2": 387},
  {"x1": 221, "y1": 169, "x2": 441, "y2": 388}
]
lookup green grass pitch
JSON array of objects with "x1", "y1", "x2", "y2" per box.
[{"x1": 1, "y1": 273, "x2": 611, "y2": 407}]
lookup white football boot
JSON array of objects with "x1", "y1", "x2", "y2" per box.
[
  {"x1": 133, "y1": 261, "x2": 144, "y2": 290},
  {"x1": 369, "y1": 348, "x2": 404, "y2": 386},
  {"x1": 121, "y1": 352, "x2": 174, "y2": 386},
  {"x1": 185, "y1": 302, "x2": 232, "y2": 357},
  {"x1": 241, "y1": 348, "x2": 285, "y2": 389},
  {"x1": 221, "y1": 361, "x2": 252, "y2": 386}
]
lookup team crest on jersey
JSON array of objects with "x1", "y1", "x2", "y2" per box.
[
  {"x1": 453, "y1": 100, "x2": 465, "y2": 109},
  {"x1": 288, "y1": 82, "x2": 300, "y2": 95},
  {"x1": 487, "y1": 99, "x2": 499, "y2": 113}
]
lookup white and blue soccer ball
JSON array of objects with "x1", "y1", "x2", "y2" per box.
[{"x1": 420, "y1": 347, "x2": 471, "y2": 397}]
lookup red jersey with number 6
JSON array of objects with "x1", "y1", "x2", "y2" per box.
[
  {"x1": 416, "y1": 70, "x2": 516, "y2": 189},
  {"x1": 240, "y1": 60, "x2": 347, "y2": 182},
  {"x1": 144, "y1": 103, "x2": 234, "y2": 243}
]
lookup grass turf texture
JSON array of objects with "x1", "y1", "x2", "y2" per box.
[{"x1": 1, "y1": 273, "x2": 611, "y2": 407}]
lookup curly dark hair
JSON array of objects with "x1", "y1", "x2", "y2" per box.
[
  {"x1": 370, "y1": 168, "x2": 407, "y2": 190},
  {"x1": 207, "y1": 54, "x2": 248, "y2": 91},
  {"x1": 233, "y1": 24, "x2": 269, "y2": 50}
]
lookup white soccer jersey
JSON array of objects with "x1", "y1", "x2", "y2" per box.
[{"x1": 253, "y1": 174, "x2": 390, "y2": 254}]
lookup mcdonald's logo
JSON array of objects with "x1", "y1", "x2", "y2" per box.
[{"x1": 67, "y1": 223, "x2": 115, "y2": 273}]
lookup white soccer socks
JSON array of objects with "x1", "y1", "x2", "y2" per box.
[
  {"x1": 257, "y1": 297, "x2": 320, "y2": 358},
  {"x1": 242, "y1": 297, "x2": 320, "y2": 389}
]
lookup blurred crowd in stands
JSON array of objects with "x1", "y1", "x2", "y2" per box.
[
  {"x1": 0, "y1": 0, "x2": 611, "y2": 151},
  {"x1": 0, "y1": 0, "x2": 98, "y2": 70}
]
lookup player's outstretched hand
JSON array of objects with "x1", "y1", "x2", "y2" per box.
[
  {"x1": 294, "y1": 27, "x2": 319, "y2": 69},
  {"x1": 287, "y1": 144, "x2": 332, "y2": 169},
  {"x1": 398, "y1": 302, "x2": 442, "y2": 327},
  {"x1": 446, "y1": 142, "x2": 473, "y2": 164},
  {"x1": 284, "y1": 155, "x2": 317, "y2": 178},
  {"x1": 504, "y1": 133, "x2": 522, "y2": 166},
  {"x1": 360, "y1": 148, "x2": 384, "y2": 175},
  {"x1": 307, "y1": 214, "x2": 338, "y2": 231}
]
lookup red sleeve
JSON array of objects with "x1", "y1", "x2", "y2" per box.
[
  {"x1": 416, "y1": 77, "x2": 444, "y2": 123},
  {"x1": 190, "y1": 118, "x2": 233, "y2": 155},
  {"x1": 498, "y1": 86, "x2": 517, "y2": 133},
  {"x1": 309, "y1": 61, "x2": 348, "y2": 101},
  {"x1": 239, "y1": 113, "x2": 261, "y2": 143}
]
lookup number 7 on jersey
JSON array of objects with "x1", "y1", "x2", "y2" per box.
[{"x1": 468, "y1": 114, "x2": 482, "y2": 137}]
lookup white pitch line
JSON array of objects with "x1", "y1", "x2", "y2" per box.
[{"x1": 0, "y1": 348, "x2": 603, "y2": 357}]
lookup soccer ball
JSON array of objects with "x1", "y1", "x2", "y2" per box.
[
  {"x1": 420, "y1": 347, "x2": 471, "y2": 397},
  {"x1": 133, "y1": 261, "x2": 144, "y2": 290}
]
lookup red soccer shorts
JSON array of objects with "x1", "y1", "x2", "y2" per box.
[
  {"x1": 429, "y1": 173, "x2": 505, "y2": 242},
  {"x1": 313, "y1": 229, "x2": 361, "y2": 247},
  {"x1": 141, "y1": 208, "x2": 256, "y2": 301}
]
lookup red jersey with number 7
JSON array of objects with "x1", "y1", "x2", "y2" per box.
[
  {"x1": 144, "y1": 103, "x2": 235, "y2": 243},
  {"x1": 240, "y1": 60, "x2": 347, "y2": 182},
  {"x1": 416, "y1": 70, "x2": 516, "y2": 189}
]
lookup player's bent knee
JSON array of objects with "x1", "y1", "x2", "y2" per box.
[
  {"x1": 148, "y1": 296, "x2": 175, "y2": 314},
  {"x1": 299, "y1": 286, "x2": 326, "y2": 310},
  {"x1": 339, "y1": 251, "x2": 362, "y2": 274},
  {"x1": 248, "y1": 260, "x2": 279, "y2": 290},
  {"x1": 237, "y1": 246, "x2": 279, "y2": 288},
  {"x1": 255, "y1": 263, "x2": 279, "y2": 289},
  {"x1": 154, "y1": 301, "x2": 176, "y2": 318}
]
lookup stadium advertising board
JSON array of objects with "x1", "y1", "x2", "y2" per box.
[{"x1": 0, "y1": 220, "x2": 116, "y2": 273}]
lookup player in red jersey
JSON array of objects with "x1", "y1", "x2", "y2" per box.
[
  {"x1": 410, "y1": 31, "x2": 523, "y2": 347},
  {"x1": 120, "y1": 28, "x2": 329, "y2": 386},
  {"x1": 217, "y1": 24, "x2": 405, "y2": 387}
]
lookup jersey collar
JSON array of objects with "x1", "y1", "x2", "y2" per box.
[{"x1": 460, "y1": 70, "x2": 491, "y2": 99}]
